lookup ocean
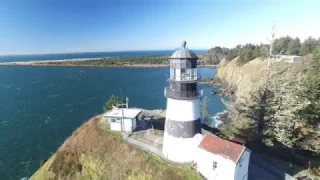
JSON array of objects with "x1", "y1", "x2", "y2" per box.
[{"x1": 0, "y1": 51, "x2": 224, "y2": 180}]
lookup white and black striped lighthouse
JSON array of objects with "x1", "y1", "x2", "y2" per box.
[{"x1": 163, "y1": 41, "x2": 203, "y2": 163}]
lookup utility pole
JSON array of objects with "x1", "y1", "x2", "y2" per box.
[
  {"x1": 121, "y1": 88, "x2": 124, "y2": 132},
  {"x1": 118, "y1": 88, "x2": 129, "y2": 132}
]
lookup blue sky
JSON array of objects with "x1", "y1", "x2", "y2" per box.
[{"x1": 0, "y1": 0, "x2": 319, "y2": 55}]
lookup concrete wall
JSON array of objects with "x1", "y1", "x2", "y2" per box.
[
  {"x1": 234, "y1": 149, "x2": 250, "y2": 180},
  {"x1": 194, "y1": 148, "x2": 236, "y2": 180}
]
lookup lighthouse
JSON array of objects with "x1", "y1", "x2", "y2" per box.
[{"x1": 163, "y1": 41, "x2": 203, "y2": 163}]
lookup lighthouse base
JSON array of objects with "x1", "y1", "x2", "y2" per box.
[
  {"x1": 163, "y1": 132, "x2": 202, "y2": 163},
  {"x1": 162, "y1": 98, "x2": 202, "y2": 163}
]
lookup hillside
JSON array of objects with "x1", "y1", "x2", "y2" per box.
[
  {"x1": 214, "y1": 55, "x2": 320, "y2": 179},
  {"x1": 30, "y1": 115, "x2": 199, "y2": 180},
  {"x1": 215, "y1": 57, "x2": 268, "y2": 98}
]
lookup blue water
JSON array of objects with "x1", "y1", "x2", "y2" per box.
[
  {"x1": 0, "y1": 50, "x2": 206, "y2": 62},
  {"x1": 0, "y1": 56, "x2": 223, "y2": 180}
]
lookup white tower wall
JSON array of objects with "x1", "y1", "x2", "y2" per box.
[{"x1": 162, "y1": 98, "x2": 201, "y2": 163}]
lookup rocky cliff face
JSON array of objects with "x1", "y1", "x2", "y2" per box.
[{"x1": 214, "y1": 57, "x2": 268, "y2": 98}]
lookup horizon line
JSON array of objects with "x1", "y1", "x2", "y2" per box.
[{"x1": 0, "y1": 49, "x2": 208, "y2": 56}]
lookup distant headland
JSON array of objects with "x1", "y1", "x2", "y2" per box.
[{"x1": 0, "y1": 55, "x2": 217, "y2": 68}]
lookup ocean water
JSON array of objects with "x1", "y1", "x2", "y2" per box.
[
  {"x1": 0, "y1": 59, "x2": 223, "y2": 180},
  {"x1": 0, "y1": 50, "x2": 206, "y2": 62}
]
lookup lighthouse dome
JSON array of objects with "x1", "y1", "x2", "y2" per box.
[{"x1": 170, "y1": 41, "x2": 198, "y2": 59}]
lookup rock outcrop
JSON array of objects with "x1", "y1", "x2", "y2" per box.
[{"x1": 214, "y1": 57, "x2": 268, "y2": 99}]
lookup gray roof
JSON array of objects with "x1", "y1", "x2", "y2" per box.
[{"x1": 170, "y1": 41, "x2": 198, "y2": 59}]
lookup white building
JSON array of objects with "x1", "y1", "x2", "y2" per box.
[
  {"x1": 194, "y1": 134, "x2": 251, "y2": 180},
  {"x1": 274, "y1": 55, "x2": 302, "y2": 63},
  {"x1": 104, "y1": 108, "x2": 142, "y2": 133}
]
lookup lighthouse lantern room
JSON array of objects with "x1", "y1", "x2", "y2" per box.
[{"x1": 163, "y1": 41, "x2": 203, "y2": 163}]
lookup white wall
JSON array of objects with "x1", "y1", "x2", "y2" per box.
[
  {"x1": 109, "y1": 117, "x2": 134, "y2": 133},
  {"x1": 123, "y1": 118, "x2": 133, "y2": 133},
  {"x1": 166, "y1": 98, "x2": 200, "y2": 121},
  {"x1": 132, "y1": 117, "x2": 137, "y2": 131},
  {"x1": 109, "y1": 118, "x2": 122, "y2": 131},
  {"x1": 234, "y1": 149, "x2": 250, "y2": 180},
  {"x1": 163, "y1": 98, "x2": 201, "y2": 163},
  {"x1": 162, "y1": 132, "x2": 200, "y2": 163},
  {"x1": 194, "y1": 148, "x2": 236, "y2": 180}
]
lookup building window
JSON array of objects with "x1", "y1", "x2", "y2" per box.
[
  {"x1": 110, "y1": 118, "x2": 116, "y2": 123},
  {"x1": 213, "y1": 161, "x2": 217, "y2": 170}
]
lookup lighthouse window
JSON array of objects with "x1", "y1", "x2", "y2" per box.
[
  {"x1": 170, "y1": 68, "x2": 175, "y2": 79},
  {"x1": 175, "y1": 69, "x2": 181, "y2": 80},
  {"x1": 181, "y1": 69, "x2": 186, "y2": 80}
]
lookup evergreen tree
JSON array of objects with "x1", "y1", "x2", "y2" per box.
[
  {"x1": 287, "y1": 37, "x2": 301, "y2": 55},
  {"x1": 103, "y1": 95, "x2": 124, "y2": 112},
  {"x1": 300, "y1": 36, "x2": 318, "y2": 56},
  {"x1": 293, "y1": 46, "x2": 320, "y2": 153},
  {"x1": 226, "y1": 49, "x2": 237, "y2": 61},
  {"x1": 201, "y1": 96, "x2": 211, "y2": 124}
]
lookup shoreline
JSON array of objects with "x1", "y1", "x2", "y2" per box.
[{"x1": 0, "y1": 58, "x2": 217, "y2": 68}]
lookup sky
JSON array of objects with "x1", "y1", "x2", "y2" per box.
[{"x1": 0, "y1": 0, "x2": 319, "y2": 55}]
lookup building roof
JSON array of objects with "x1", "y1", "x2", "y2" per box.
[
  {"x1": 198, "y1": 134, "x2": 245, "y2": 163},
  {"x1": 170, "y1": 41, "x2": 198, "y2": 59},
  {"x1": 104, "y1": 108, "x2": 142, "y2": 119}
]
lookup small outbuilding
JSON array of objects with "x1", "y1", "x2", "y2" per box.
[
  {"x1": 194, "y1": 134, "x2": 251, "y2": 180},
  {"x1": 104, "y1": 108, "x2": 142, "y2": 133}
]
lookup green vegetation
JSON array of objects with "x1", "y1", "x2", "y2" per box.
[
  {"x1": 211, "y1": 29, "x2": 320, "y2": 178},
  {"x1": 273, "y1": 36, "x2": 319, "y2": 56},
  {"x1": 206, "y1": 46, "x2": 229, "y2": 65},
  {"x1": 201, "y1": 96, "x2": 211, "y2": 124},
  {"x1": 214, "y1": 43, "x2": 320, "y2": 179},
  {"x1": 204, "y1": 36, "x2": 320, "y2": 66},
  {"x1": 103, "y1": 95, "x2": 124, "y2": 112},
  {"x1": 224, "y1": 46, "x2": 320, "y2": 154},
  {"x1": 35, "y1": 56, "x2": 169, "y2": 66}
]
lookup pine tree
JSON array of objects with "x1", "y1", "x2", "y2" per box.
[
  {"x1": 201, "y1": 96, "x2": 211, "y2": 124},
  {"x1": 294, "y1": 46, "x2": 320, "y2": 153}
]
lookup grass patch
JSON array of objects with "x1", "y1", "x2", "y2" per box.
[
  {"x1": 30, "y1": 115, "x2": 200, "y2": 180},
  {"x1": 97, "y1": 117, "x2": 123, "y2": 142}
]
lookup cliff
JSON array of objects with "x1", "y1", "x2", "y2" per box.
[
  {"x1": 30, "y1": 115, "x2": 199, "y2": 180},
  {"x1": 214, "y1": 57, "x2": 268, "y2": 98}
]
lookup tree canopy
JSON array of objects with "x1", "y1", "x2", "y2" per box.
[
  {"x1": 103, "y1": 95, "x2": 124, "y2": 112},
  {"x1": 207, "y1": 36, "x2": 319, "y2": 65}
]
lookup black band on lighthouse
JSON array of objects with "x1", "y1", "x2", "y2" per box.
[{"x1": 165, "y1": 118, "x2": 201, "y2": 138}]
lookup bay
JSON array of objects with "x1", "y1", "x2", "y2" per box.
[{"x1": 0, "y1": 66, "x2": 224, "y2": 180}]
